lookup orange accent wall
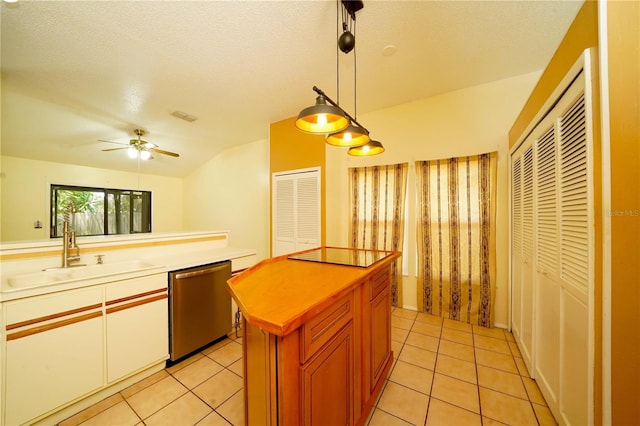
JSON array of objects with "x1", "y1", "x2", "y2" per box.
[
  {"x1": 509, "y1": 1, "x2": 598, "y2": 147},
  {"x1": 608, "y1": 1, "x2": 640, "y2": 424},
  {"x1": 269, "y1": 117, "x2": 327, "y2": 254}
]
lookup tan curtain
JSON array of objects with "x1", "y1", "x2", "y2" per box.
[
  {"x1": 349, "y1": 163, "x2": 408, "y2": 307},
  {"x1": 416, "y1": 153, "x2": 497, "y2": 327}
]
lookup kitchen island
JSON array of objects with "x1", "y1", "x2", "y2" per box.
[{"x1": 227, "y1": 247, "x2": 400, "y2": 426}]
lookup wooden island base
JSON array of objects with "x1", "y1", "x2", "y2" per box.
[{"x1": 227, "y1": 247, "x2": 399, "y2": 426}]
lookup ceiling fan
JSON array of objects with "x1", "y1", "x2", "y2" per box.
[{"x1": 100, "y1": 129, "x2": 179, "y2": 160}]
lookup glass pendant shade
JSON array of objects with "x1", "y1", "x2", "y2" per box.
[
  {"x1": 127, "y1": 146, "x2": 138, "y2": 159},
  {"x1": 326, "y1": 121, "x2": 370, "y2": 147},
  {"x1": 140, "y1": 150, "x2": 151, "y2": 160},
  {"x1": 348, "y1": 140, "x2": 385, "y2": 156},
  {"x1": 295, "y1": 95, "x2": 349, "y2": 134}
]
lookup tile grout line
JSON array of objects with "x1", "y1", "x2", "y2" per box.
[
  {"x1": 174, "y1": 354, "x2": 243, "y2": 425},
  {"x1": 470, "y1": 325, "x2": 486, "y2": 425},
  {"x1": 422, "y1": 314, "x2": 444, "y2": 426},
  {"x1": 121, "y1": 397, "x2": 144, "y2": 425},
  {"x1": 374, "y1": 310, "x2": 420, "y2": 426},
  {"x1": 508, "y1": 335, "x2": 546, "y2": 426}
]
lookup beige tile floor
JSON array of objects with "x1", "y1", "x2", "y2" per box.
[{"x1": 59, "y1": 308, "x2": 557, "y2": 426}]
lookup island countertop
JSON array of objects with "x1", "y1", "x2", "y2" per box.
[{"x1": 226, "y1": 247, "x2": 399, "y2": 337}]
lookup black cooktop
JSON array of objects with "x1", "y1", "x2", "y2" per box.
[{"x1": 287, "y1": 247, "x2": 391, "y2": 268}]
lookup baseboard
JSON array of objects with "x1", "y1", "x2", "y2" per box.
[{"x1": 398, "y1": 304, "x2": 418, "y2": 311}]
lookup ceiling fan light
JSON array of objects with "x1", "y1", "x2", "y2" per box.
[
  {"x1": 127, "y1": 146, "x2": 138, "y2": 159},
  {"x1": 326, "y1": 122, "x2": 370, "y2": 147},
  {"x1": 140, "y1": 150, "x2": 151, "y2": 161},
  {"x1": 348, "y1": 140, "x2": 385, "y2": 156},
  {"x1": 295, "y1": 95, "x2": 349, "y2": 134}
]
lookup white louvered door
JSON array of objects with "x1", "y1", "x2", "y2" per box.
[
  {"x1": 272, "y1": 168, "x2": 321, "y2": 256},
  {"x1": 511, "y1": 143, "x2": 536, "y2": 372},
  {"x1": 510, "y1": 156, "x2": 523, "y2": 347},
  {"x1": 557, "y1": 92, "x2": 590, "y2": 426},
  {"x1": 534, "y1": 124, "x2": 561, "y2": 410},
  {"x1": 511, "y1": 68, "x2": 592, "y2": 426}
]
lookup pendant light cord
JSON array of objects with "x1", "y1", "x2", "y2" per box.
[
  {"x1": 353, "y1": 17, "x2": 357, "y2": 121},
  {"x1": 336, "y1": 0, "x2": 340, "y2": 106}
]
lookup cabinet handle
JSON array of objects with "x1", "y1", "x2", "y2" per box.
[{"x1": 7, "y1": 311, "x2": 102, "y2": 341}]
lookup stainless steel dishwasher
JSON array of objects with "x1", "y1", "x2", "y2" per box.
[{"x1": 168, "y1": 260, "x2": 231, "y2": 362}]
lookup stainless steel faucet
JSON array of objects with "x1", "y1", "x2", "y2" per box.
[{"x1": 61, "y1": 220, "x2": 81, "y2": 267}]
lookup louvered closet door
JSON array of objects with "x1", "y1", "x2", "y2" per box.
[
  {"x1": 510, "y1": 156, "x2": 523, "y2": 343},
  {"x1": 272, "y1": 169, "x2": 321, "y2": 256},
  {"x1": 510, "y1": 69, "x2": 592, "y2": 426},
  {"x1": 511, "y1": 143, "x2": 536, "y2": 372},
  {"x1": 534, "y1": 124, "x2": 561, "y2": 410},
  {"x1": 557, "y1": 91, "x2": 590, "y2": 426}
]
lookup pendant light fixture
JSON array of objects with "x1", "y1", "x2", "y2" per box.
[
  {"x1": 295, "y1": 93, "x2": 349, "y2": 134},
  {"x1": 326, "y1": 121, "x2": 369, "y2": 146},
  {"x1": 326, "y1": 1, "x2": 370, "y2": 147},
  {"x1": 348, "y1": 139, "x2": 385, "y2": 156},
  {"x1": 295, "y1": 0, "x2": 383, "y2": 156}
]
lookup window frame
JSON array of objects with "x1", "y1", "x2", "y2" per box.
[{"x1": 50, "y1": 184, "x2": 152, "y2": 238}]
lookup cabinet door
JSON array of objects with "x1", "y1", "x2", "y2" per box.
[
  {"x1": 4, "y1": 289, "x2": 103, "y2": 426},
  {"x1": 369, "y1": 286, "x2": 391, "y2": 392},
  {"x1": 105, "y1": 274, "x2": 168, "y2": 382},
  {"x1": 301, "y1": 322, "x2": 354, "y2": 426}
]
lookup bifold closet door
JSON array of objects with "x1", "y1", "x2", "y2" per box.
[
  {"x1": 272, "y1": 168, "x2": 321, "y2": 256},
  {"x1": 511, "y1": 146, "x2": 536, "y2": 372},
  {"x1": 556, "y1": 92, "x2": 590, "y2": 426},
  {"x1": 510, "y1": 67, "x2": 592, "y2": 426},
  {"x1": 533, "y1": 125, "x2": 561, "y2": 411}
]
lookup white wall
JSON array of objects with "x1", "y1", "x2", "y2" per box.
[
  {"x1": 325, "y1": 71, "x2": 542, "y2": 327},
  {"x1": 182, "y1": 139, "x2": 270, "y2": 262},
  {"x1": 0, "y1": 156, "x2": 183, "y2": 242}
]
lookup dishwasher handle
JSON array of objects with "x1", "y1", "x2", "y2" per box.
[{"x1": 173, "y1": 263, "x2": 229, "y2": 280}]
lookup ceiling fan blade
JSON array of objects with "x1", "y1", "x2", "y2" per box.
[
  {"x1": 102, "y1": 147, "x2": 127, "y2": 152},
  {"x1": 150, "y1": 147, "x2": 180, "y2": 158},
  {"x1": 99, "y1": 139, "x2": 128, "y2": 146}
]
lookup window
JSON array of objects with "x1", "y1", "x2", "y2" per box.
[
  {"x1": 348, "y1": 163, "x2": 408, "y2": 307},
  {"x1": 50, "y1": 185, "x2": 151, "y2": 238},
  {"x1": 415, "y1": 153, "x2": 497, "y2": 326}
]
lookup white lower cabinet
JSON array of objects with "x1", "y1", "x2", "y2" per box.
[
  {"x1": 105, "y1": 274, "x2": 168, "y2": 382},
  {"x1": 3, "y1": 288, "x2": 104, "y2": 426},
  {"x1": 1, "y1": 273, "x2": 169, "y2": 425}
]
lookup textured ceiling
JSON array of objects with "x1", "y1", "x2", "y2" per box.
[{"x1": 1, "y1": 0, "x2": 584, "y2": 177}]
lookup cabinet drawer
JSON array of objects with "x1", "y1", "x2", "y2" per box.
[
  {"x1": 300, "y1": 292, "x2": 354, "y2": 363},
  {"x1": 369, "y1": 267, "x2": 390, "y2": 301},
  {"x1": 105, "y1": 273, "x2": 166, "y2": 302},
  {"x1": 5, "y1": 287, "x2": 102, "y2": 327}
]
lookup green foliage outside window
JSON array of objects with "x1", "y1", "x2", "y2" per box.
[{"x1": 50, "y1": 185, "x2": 151, "y2": 238}]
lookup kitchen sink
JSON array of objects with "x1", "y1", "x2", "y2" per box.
[{"x1": 6, "y1": 260, "x2": 162, "y2": 289}]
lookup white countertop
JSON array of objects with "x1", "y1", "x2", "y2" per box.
[
  {"x1": 0, "y1": 231, "x2": 256, "y2": 302},
  {"x1": 0, "y1": 247, "x2": 256, "y2": 302}
]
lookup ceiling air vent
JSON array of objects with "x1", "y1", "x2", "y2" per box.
[{"x1": 170, "y1": 110, "x2": 198, "y2": 122}]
